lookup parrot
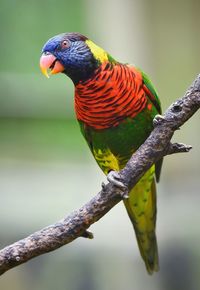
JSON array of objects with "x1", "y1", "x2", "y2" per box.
[{"x1": 39, "y1": 32, "x2": 162, "y2": 274}]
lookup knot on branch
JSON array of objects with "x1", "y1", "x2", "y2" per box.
[{"x1": 171, "y1": 100, "x2": 183, "y2": 113}]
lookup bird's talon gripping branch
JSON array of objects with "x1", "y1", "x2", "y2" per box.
[
  {"x1": 107, "y1": 171, "x2": 129, "y2": 199},
  {"x1": 107, "y1": 171, "x2": 126, "y2": 189},
  {"x1": 121, "y1": 190, "x2": 129, "y2": 199},
  {"x1": 101, "y1": 182, "x2": 107, "y2": 191},
  {"x1": 153, "y1": 114, "x2": 165, "y2": 127}
]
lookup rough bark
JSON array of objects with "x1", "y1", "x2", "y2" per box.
[{"x1": 0, "y1": 75, "x2": 200, "y2": 276}]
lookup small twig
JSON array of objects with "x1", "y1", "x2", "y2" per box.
[
  {"x1": 0, "y1": 74, "x2": 200, "y2": 276},
  {"x1": 167, "y1": 142, "x2": 192, "y2": 155}
]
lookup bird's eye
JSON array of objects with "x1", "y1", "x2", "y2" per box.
[{"x1": 61, "y1": 40, "x2": 69, "y2": 49}]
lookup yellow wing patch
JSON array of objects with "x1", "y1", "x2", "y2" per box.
[
  {"x1": 86, "y1": 40, "x2": 108, "y2": 63},
  {"x1": 93, "y1": 148, "x2": 119, "y2": 174}
]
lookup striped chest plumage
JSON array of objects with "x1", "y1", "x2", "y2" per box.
[{"x1": 74, "y1": 62, "x2": 148, "y2": 130}]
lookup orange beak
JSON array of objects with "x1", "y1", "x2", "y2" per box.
[{"x1": 39, "y1": 53, "x2": 65, "y2": 78}]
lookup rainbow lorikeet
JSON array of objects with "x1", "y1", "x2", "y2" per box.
[{"x1": 40, "y1": 33, "x2": 162, "y2": 274}]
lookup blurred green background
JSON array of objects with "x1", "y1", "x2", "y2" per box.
[{"x1": 0, "y1": 0, "x2": 200, "y2": 289}]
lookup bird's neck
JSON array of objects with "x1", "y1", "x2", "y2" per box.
[
  {"x1": 63, "y1": 59, "x2": 99, "y2": 85},
  {"x1": 64, "y1": 41, "x2": 117, "y2": 84}
]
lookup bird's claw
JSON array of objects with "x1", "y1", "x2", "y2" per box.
[
  {"x1": 107, "y1": 171, "x2": 126, "y2": 189},
  {"x1": 101, "y1": 182, "x2": 107, "y2": 191},
  {"x1": 107, "y1": 171, "x2": 129, "y2": 199},
  {"x1": 153, "y1": 114, "x2": 165, "y2": 127}
]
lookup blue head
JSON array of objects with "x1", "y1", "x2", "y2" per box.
[{"x1": 40, "y1": 32, "x2": 102, "y2": 84}]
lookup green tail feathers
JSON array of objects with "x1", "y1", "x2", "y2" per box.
[
  {"x1": 124, "y1": 167, "x2": 159, "y2": 274},
  {"x1": 134, "y1": 221, "x2": 159, "y2": 274}
]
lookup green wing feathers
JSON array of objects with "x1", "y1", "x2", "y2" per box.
[
  {"x1": 141, "y1": 70, "x2": 163, "y2": 182},
  {"x1": 141, "y1": 70, "x2": 161, "y2": 114},
  {"x1": 124, "y1": 166, "x2": 159, "y2": 274}
]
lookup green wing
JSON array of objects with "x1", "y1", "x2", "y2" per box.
[
  {"x1": 141, "y1": 70, "x2": 163, "y2": 182},
  {"x1": 141, "y1": 70, "x2": 162, "y2": 114}
]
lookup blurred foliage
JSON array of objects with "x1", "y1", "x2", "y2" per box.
[
  {"x1": 0, "y1": 0, "x2": 85, "y2": 73},
  {"x1": 0, "y1": 0, "x2": 200, "y2": 290},
  {"x1": 0, "y1": 118, "x2": 88, "y2": 162}
]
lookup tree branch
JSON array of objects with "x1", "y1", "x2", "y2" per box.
[{"x1": 0, "y1": 75, "x2": 200, "y2": 276}]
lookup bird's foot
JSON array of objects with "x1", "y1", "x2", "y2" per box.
[
  {"x1": 153, "y1": 114, "x2": 165, "y2": 127},
  {"x1": 107, "y1": 171, "x2": 129, "y2": 199},
  {"x1": 101, "y1": 182, "x2": 107, "y2": 191},
  {"x1": 107, "y1": 171, "x2": 126, "y2": 189}
]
